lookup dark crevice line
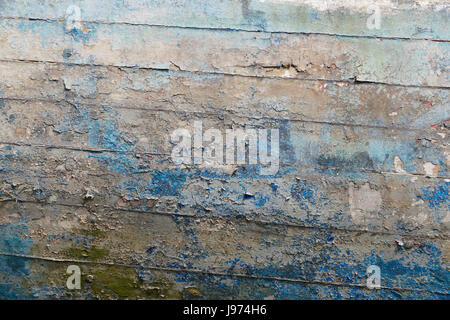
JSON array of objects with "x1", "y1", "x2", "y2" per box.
[
  {"x1": 0, "y1": 58, "x2": 448, "y2": 90},
  {"x1": 0, "y1": 198, "x2": 447, "y2": 240},
  {"x1": 351, "y1": 78, "x2": 450, "y2": 90},
  {"x1": 1, "y1": 15, "x2": 449, "y2": 43},
  {"x1": 0, "y1": 140, "x2": 170, "y2": 155},
  {"x1": 0, "y1": 252, "x2": 448, "y2": 295}
]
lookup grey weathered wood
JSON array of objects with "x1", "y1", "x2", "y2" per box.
[
  {"x1": 0, "y1": 0, "x2": 449, "y2": 300},
  {"x1": 0, "y1": 201, "x2": 448, "y2": 297},
  {"x1": 0, "y1": 0, "x2": 448, "y2": 39},
  {"x1": 0, "y1": 99, "x2": 448, "y2": 175},
  {"x1": 1, "y1": 61, "x2": 448, "y2": 129},
  {"x1": 1, "y1": 143, "x2": 448, "y2": 237},
  {"x1": 0, "y1": 19, "x2": 448, "y2": 86}
]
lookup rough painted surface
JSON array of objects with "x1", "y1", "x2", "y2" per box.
[
  {"x1": 0, "y1": 0, "x2": 449, "y2": 39},
  {"x1": 0, "y1": 0, "x2": 449, "y2": 299},
  {"x1": 0, "y1": 19, "x2": 448, "y2": 86}
]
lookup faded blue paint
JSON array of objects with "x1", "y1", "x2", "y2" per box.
[
  {"x1": 1, "y1": 2, "x2": 448, "y2": 299},
  {"x1": 419, "y1": 182, "x2": 450, "y2": 223},
  {"x1": 0, "y1": 220, "x2": 33, "y2": 299},
  {"x1": 291, "y1": 180, "x2": 317, "y2": 211}
]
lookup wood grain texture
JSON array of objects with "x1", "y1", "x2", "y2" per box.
[
  {"x1": 0, "y1": 99, "x2": 447, "y2": 174},
  {"x1": 0, "y1": 201, "x2": 449, "y2": 299},
  {"x1": 0, "y1": 61, "x2": 448, "y2": 129},
  {"x1": 0, "y1": 0, "x2": 449, "y2": 39},
  {"x1": 0, "y1": 19, "x2": 448, "y2": 87},
  {"x1": 0, "y1": 0, "x2": 449, "y2": 300}
]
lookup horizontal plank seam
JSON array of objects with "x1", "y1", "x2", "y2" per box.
[
  {"x1": 1, "y1": 15, "x2": 449, "y2": 43},
  {"x1": 0, "y1": 58, "x2": 449, "y2": 90},
  {"x1": 0, "y1": 140, "x2": 169, "y2": 155},
  {"x1": 0, "y1": 252, "x2": 447, "y2": 295}
]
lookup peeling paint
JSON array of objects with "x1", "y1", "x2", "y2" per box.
[{"x1": 0, "y1": 0, "x2": 448, "y2": 300}]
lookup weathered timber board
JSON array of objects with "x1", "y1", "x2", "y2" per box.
[
  {"x1": 0, "y1": 19, "x2": 448, "y2": 86},
  {"x1": 0, "y1": 0, "x2": 449, "y2": 299},
  {"x1": 0, "y1": 0, "x2": 449, "y2": 39}
]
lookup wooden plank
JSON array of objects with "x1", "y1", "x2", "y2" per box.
[
  {"x1": 0, "y1": 19, "x2": 448, "y2": 86},
  {"x1": 0, "y1": 100, "x2": 447, "y2": 175},
  {"x1": 1, "y1": 144, "x2": 448, "y2": 236},
  {"x1": 0, "y1": 0, "x2": 449, "y2": 40},
  {"x1": 1, "y1": 61, "x2": 448, "y2": 129},
  {"x1": 0, "y1": 0, "x2": 449, "y2": 301},
  {"x1": 0, "y1": 202, "x2": 448, "y2": 298},
  {"x1": 2, "y1": 256, "x2": 446, "y2": 299}
]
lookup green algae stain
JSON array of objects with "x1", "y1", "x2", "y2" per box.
[
  {"x1": 185, "y1": 286, "x2": 202, "y2": 296},
  {"x1": 75, "y1": 228, "x2": 108, "y2": 239},
  {"x1": 90, "y1": 269, "x2": 139, "y2": 298},
  {"x1": 87, "y1": 266, "x2": 183, "y2": 300},
  {"x1": 146, "y1": 278, "x2": 184, "y2": 300},
  {"x1": 61, "y1": 247, "x2": 109, "y2": 261}
]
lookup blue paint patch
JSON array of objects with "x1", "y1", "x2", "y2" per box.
[
  {"x1": 65, "y1": 23, "x2": 98, "y2": 44},
  {"x1": 147, "y1": 169, "x2": 188, "y2": 196},
  {"x1": 253, "y1": 195, "x2": 269, "y2": 207},
  {"x1": 418, "y1": 182, "x2": 449, "y2": 222},
  {"x1": 16, "y1": 20, "x2": 61, "y2": 48},
  {"x1": 0, "y1": 221, "x2": 33, "y2": 299},
  {"x1": 420, "y1": 182, "x2": 449, "y2": 209},
  {"x1": 291, "y1": 180, "x2": 317, "y2": 211},
  {"x1": 362, "y1": 243, "x2": 449, "y2": 295}
]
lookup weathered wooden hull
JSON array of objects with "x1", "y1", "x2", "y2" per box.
[{"x1": 0, "y1": 0, "x2": 448, "y2": 299}]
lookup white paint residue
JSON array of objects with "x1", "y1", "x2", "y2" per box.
[
  {"x1": 423, "y1": 162, "x2": 439, "y2": 177},
  {"x1": 411, "y1": 199, "x2": 424, "y2": 207},
  {"x1": 255, "y1": 0, "x2": 445, "y2": 11},
  {"x1": 393, "y1": 156, "x2": 407, "y2": 174},
  {"x1": 349, "y1": 183, "x2": 382, "y2": 224}
]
